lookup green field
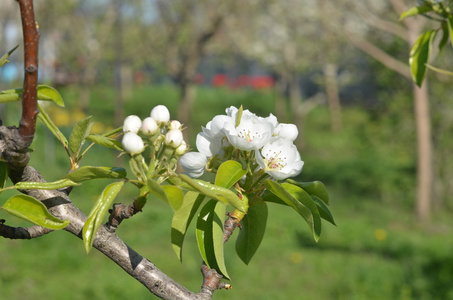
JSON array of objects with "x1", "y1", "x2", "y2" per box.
[{"x1": 1, "y1": 85, "x2": 452, "y2": 300}]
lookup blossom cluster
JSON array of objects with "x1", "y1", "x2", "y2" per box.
[
  {"x1": 121, "y1": 105, "x2": 187, "y2": 156},
  {"x1": 180, "y1": 106, "x2": 304, "y2": 180}
]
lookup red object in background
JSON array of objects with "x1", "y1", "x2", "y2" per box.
[
  {"x1": 212, "y1": 74, "x2": 274, "y2": 89},
  {"x1": 212, "y1": 74, "x2": 229, "y2": 87}
]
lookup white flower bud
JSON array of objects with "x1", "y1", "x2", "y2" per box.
[
  {"x1": 122, "y1": 132, "x2": 145, "y2": 155},
  {"x1": 179, "y1": 152, "x2": 208, "y2": 178},
  {"x1": 169, "y1": 120, "x2": 182, "y2": 130},
  {"x1": 165, "y1": 129, "x2": 184, "y2": 148},
  {"x1": 123, "y1": 115, "x2": 142, "y2": 134},
  {"x1": 274, "y1": 123, "x2": 298, "y2": 141},
  {"x1": 141, "y1": 117, "x2": 158, "y2": 135},
  {"x1": 150, "y1": 105, "x2": 170, "y2": 124},
  {"x1": 175, "y1": 140, "x2": 188, "y2": 156}
]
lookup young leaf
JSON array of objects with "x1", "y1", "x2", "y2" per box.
[
  {"x1": 0, "y1": 93, "x2": 20, "y2": 103},
  {"x1": 37, "y1": 103, "x2": 69, "y2": 148},
  {"x1": 215, "y1": 160, "x2": 247, "y2": 189},
  {"x1": 286, "y1": 179, "x2": 329, "y2": 204},
  {"x1": 162, "y1": 185, "x2": 184, "y2": 211},
  {"x1": 2, "y1": 195, "x2": 69, "y2": 229},
  {"x1": 399, "y1": 4, "x2": 432, "y2": 20},
  {"x1": 171, "y1": 192, "x2": 205, "y2": 261},
  {"x1": 0, "y1": 85, "x2": 64, "y2": 107},
  {"x1": 85, "y1": 135, "x2": 123, "y2": 151},
  {"x1": 448, "y1": 15, "x2": 453, "y2": 47},
  {"x1": 83, "y1": 181, "x2": 124, "y2": 253},
  {"x1": 147, "y1": 178, "x2": 168, "y2": 202},
  {"x1": 312, "y1": 195, "x2": 336, "y2": 226},
  {"x1": 236, "y1": 201, "x2": 268, "y2": 265},
  {"x1": 69, "y1": 116, "x2": 93, "y2": 157},
  {"x1": 63, "y1": 166, "x2": 126, "y2": 182},
  {"x1": 179, "y1": 174, "x2": 246, "y2": 212},
  {"x1": 37, "y1": 85, "x2": 64, "y2": 107},
  {"x1": 265, "y1": 180, "x2": 321, "y2": 242},
  {"x1": 196, "y1": 199, "x2": 229, "y2": 279},
  {"x1": 0, "y1": 45, "x2": 19, "y2": 67},
  {"x1": 409, "y1": 30, "x2": 437, "y2": 87},
  {"x1": 14, "y1": 179, "x2": 79, "y2": 190}
]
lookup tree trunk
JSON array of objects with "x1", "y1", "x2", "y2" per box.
[
  {"x1": 413, "y1": 81, "x2": 432, "y2": 223},
  {"x1": 323, "y1": 63, "x2": 342, "y2": 132},
  {"x1": 273, "y1": 75, "x2": 288, "y2": 121},
  {"x1": 177, "y1": 81, "x2": 197, "y2": 142},
  {"x1": 288, "y1": 71, "x2": 305, "y2": 149}
]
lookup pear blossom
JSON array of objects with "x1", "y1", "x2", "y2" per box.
[
  {"x1": 165, "y1": 129, "x2": 184, "y2": 148},
  {"x1": 175, "y1": 140, "x2": 188, "y2": 156},
  {"x1": 141, "y1": 117, "x2": 158, "y2": 135},
  {"x1": 122, "y1": 132, "x2": 145, "y2": 155},
  {"x1": 224, "y1": 113, "x2": 273, "y2": 151},
  {"x1": 169, "y1": 120, "x2": 182, "y2": 130},
  {"x1": 151, "y1": 105, "x2": 170, "y2": 124},
  {"x1": 274, "y1": 123, "x2": 298, "y2": 141},
  {"x1": 256, "y1": 137, "x2": 304, "y2": 180},
  {"x1": 123, "y1": 115, "x2": 142, "y2": 134},
  {"x1": 180, "y1": 152, "x2": 208, "y2": 178}
]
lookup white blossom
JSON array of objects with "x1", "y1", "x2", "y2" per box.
[
  {"x1": 123, "y1": 115, "x2": 142, "y2": 134},
  {"x1": 169, "y1": 120, "x2": 182, "y2": 130},
  {"x1": 165, "y1": 129, "x2": 184, "y2": 148},
  {"x1": 122, "y1": 132, "x2": 145, "y2": 155},
  {"x1": 256, "y1": 137, "x2": 304, "y2": 180},
  {"x1": 224, "y1": 113, "x2": 273, "y2": 151},
  {"x1": 274, "y1": 123, "x2": 298, "y2": 141},
  {"x1": 150, "y1": 105, "x2": 170, "y2": 124},
  {"x1": 141, "y1": 117, "x2": 158, "y2": 135},
  {"x1": 180, "y1": 152, "x2": 208, "y2": 178},
  {"x1": 175, "y1": 140, "x2": 188, "y2": 156}
]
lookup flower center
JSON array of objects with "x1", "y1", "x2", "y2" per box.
[
  {"x1": 263, "y1": 149, "x2": 287, "y2": 171},
  {"x1": 238, "y1": 128, "x2": 260, "y2": 142}
]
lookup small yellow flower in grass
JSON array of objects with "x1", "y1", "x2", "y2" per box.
[
  {"x1": 289, "y1": 252, "x2": 303, "y2": 264},
  {"x1": 374, "y1": 228, "x2": 387, "y2": 241}
]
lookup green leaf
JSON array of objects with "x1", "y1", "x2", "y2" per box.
[
  {"x1": 196, "y1": 199, "x2": 229, "y2": 279},
  {"x1": 265, "y1": 180, "x2": 321, "y2": 242},
  {"x1": 286, "y1": 179, "x2": 329, "y2": 204},
  {"x1": 63, "y1": 166, "x2": 126, "y2": 182},
  {"x1": 312, "y1": 195, "x2": 336, "y2": 226},
  {"x1": 0, "y1": 93, "x2": 20, "y2": 103},
  {"x1": 83, "y1": 181, "x2": 124, "y2": 253},
  {"x1": 2, "y1": 194, "x2": 69, "y2": 229},
  {"x1": 399, "y1": 4, "x2": 432, "y2": 20},
  {"x1": 409, "y1": 30, "x2": 437, "y2": 87},
  {"x1": 179, "y1": 174, "x2": 246, "y2": 212},
  {"x1": 147, "y1": 178, "x2": 168, "y2": 202},
  {"x1": 448, "y1": 15, "x2": 453, "y2": 48},
  {"x1": 439, "y1": 21, "x2": 449, "y2": 51},
  {"x1": 0, "y1": 162, "x2": 8, "y2": 196},
  {"x1": 69, "y1": 116, "x2": 93, "y2": 156},
  {"x1": 215, "y1": 160, "x2": 247, "y2": 189},
  {"x1": 37, "y1": 85, "x2": 64, "y2": 107},
  {"x1": 14, "y1": 179, "x2": 79, "y2": 190},
  {"x1": 85, "y1": 135, "x2": 123, "y2": 151},
  {"x1": 171, "y1": 191, "x2": 204, "y2": 261},
  {"x1": 37, "y1": 103, "x2": 69, "y2": 149},
  {"x1": 236, "y1": 201, "x2": 268, "y2": 265},
  {"x1": 0, "y1": 45, "x2": 19, "y2": 67},
  {"x1": 163, "y1": 185, "x2": 184, "y2": 211},
  {"x1": 0, "y1": 85, "x2": 64, "y2": 107}
]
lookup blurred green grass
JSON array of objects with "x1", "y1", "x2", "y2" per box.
[{"x1": 1, "y1": 85, "x2": 453, "y2": 300}]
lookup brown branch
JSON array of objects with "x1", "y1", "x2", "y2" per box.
[
  {"x1": 16, "y1": 0, "x2": 40, "y2": 147},
  {"x1": 0, "y1": 220, "x2": 53, "y2": 239}
]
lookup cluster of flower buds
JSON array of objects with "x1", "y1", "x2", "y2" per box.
[
  {"x1": 180, "y1": 106, "x2": 303, "y2": 180},
  {"x1": 121, "y1": 105, "x2": 187, "y2": 180}
]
